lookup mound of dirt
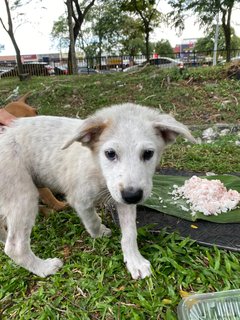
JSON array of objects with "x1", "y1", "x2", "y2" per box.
[{"x1": 227, "y1": 61, "x2": 240, "y2": 80}]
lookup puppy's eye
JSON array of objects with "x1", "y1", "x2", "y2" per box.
[
  {"x1": 105, "y1": 149, "x2": 117, "y2": 161},
  {"x1": 142, "y1": 149, "x2": 154, "y2": 161}
]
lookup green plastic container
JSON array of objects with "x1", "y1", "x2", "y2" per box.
[{"x1": 178, "y1": 289, "x2": 240, "y2": 320}]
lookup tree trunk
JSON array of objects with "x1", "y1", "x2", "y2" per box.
[
  {"x1": 1, "y1": 0, "x2": 24, "y2": 79},
  {"x1": 98, "y1": 33, "x2": 103, "y2": 70},
  {"x1": 223, "y1": 24, "x2": 231, "y2": 62},
  {"x1": 66, "y1": 0, "x2": 77, "y2": 74},
  {"x1": 65, "y1": 0, "x2": 95, "y2": 74},
  {"x1": 10, "y1": 33, "x2": 24, "y2": 75},
  {"x1": 221, "y1": 6, "x2": 233, "y2": 62},
  {"x1": 145, "y1": 29, "x2": 150, "y2": 62}
]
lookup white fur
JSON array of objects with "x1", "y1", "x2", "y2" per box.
[{"x1": 0, "y1": 103, "x2": 195, "y2": 279}]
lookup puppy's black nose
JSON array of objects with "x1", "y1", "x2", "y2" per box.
[{"x1": 121, "y1": 188, "x2": 143, "y2": 204}]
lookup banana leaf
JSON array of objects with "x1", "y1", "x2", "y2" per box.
[{"x1": 143, "y1": 174, "x2": 240, "y2": 223}]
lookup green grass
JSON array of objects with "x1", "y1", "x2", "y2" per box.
[
  {"x1": 2, "y1": 212, "x2": 240, "y2": 319},
  {"x1": 1, "y1": 66, "x2": 240, "y2": 319},
  {"x1": 1, "y1": 65, "x2": 240, "y2": 123},
  {"x1": 161, "y1": 134, "x2": 240, "y2": 173}
]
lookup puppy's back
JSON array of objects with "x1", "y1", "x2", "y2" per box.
[{"x1": 0, "y1": 116, "x2": 89, "y2": 192}]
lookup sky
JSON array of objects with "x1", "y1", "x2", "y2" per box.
[{"x1": 0, "y1": 0, "x2": 240, "y2": 56}]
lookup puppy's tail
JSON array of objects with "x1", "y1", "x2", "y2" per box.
[{"x1": 18, "y1": 92, "x2": 31, "y2": 102}]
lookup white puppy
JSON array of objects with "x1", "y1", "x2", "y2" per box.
[{"x1": 0, "y1": 103, "x2": 195, "y2": 279}]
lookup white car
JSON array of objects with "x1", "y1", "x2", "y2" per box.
[
  {"x1": 230, "y1": 56, "x2": 240, "y2": 63},
  {"x1": 150, "y1": 56, "x2": 184, "y2": 69},
  {"x1": 123, "y1": 63, "x2": 145, "y2": 72},
  {"x1": 123, "y1": 56, "x2": 184, "y2": 72},
  {"x1": 219, "y1": 56, "x2": 240, "y2": 64}
]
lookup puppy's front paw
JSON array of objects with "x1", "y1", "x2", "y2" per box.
[
  {"x1": 91, "y1": 224, "x2": 112, "y2": 238},
  {"x1": 35, "y1": 258, "x2": 63, "y2": 277},
  {"x1": 125, "y1": 256, "x2": 151, "y2": 280}
]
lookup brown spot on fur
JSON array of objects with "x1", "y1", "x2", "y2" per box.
[
  {"x1": 159, "y1": 129, "x2": 178, "y2": 144},
  {"x1": 62, "y1": 118, "x2": 112, "y2": 150}
]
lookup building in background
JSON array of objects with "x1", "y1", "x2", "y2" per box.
[
  {"x1": 0, "y1": 53, "x2": 61, "y2": 64},
  {"x1": 174, "y1": 38, "x2": 198, "y2": 58}
]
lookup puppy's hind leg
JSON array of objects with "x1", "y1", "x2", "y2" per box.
[
  {"x1": 38, "y1": 187, "x2": 68, "y2": 211},
  {"x1": 4, "y1": 184, "x2": 62, "y2": 277}
]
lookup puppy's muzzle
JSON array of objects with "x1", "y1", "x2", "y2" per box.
[{"x1": 121, "y1": 187, "x2": 143, "y2": 204}]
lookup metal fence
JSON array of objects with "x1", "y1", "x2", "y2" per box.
[
  {"x1": 1, "y1": 49, "x2": 240, "y2": 78},
  {"x1": 78, "y1": 49, "x2": 240, "y2": 69}
]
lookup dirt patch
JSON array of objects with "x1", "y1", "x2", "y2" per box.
[{"x1": 227, "y1": 61, "x2": 240, "y2": 80}]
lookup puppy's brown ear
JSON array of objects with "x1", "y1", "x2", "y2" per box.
[
  {"x1": 62, "y1": 117, "x2": 108, "y2": 150},
  {"x1": 154, "y1": 115, "x2": 196, "y2": 145}
]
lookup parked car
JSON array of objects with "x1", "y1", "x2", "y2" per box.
[
  {"x1": 78, "y1": 67, "x2": 99, "y2": 74},
  {"x1": 231, "y1": 56, "x2": 240, "y2": 62},
  {"x1": 219, "y1": 56, "x2": 240, "y2": 65},
  {"x1": 150, "y1": 57, "x2": 184, "y2": 69},
  {"x1": 45, "y1": 65, "x2": 55, "y2": 75},
  {"x1": 0, "y1": 63, "x2": 49, "y2": 78},
  {"x1": 0, "y1": 67, "x2": 15, "y2": 78},
  {"x1": 123, "y1": 62, "x2": 147, "y2": 73},
  {"x1": 123, "y1": 57, "x2": 184, "y2": 72},
  {"x1": 54, "y1": 66, "x2": 68, "y2": 75}
]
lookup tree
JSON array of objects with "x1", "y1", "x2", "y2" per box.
[
  {"x1": 51, "y1": 13, "x2": 97, "y2": 57},
  {"x1": 154, "y1": 39, "x2": 174, "y2": 57},
  {"x1": 121, "y1": 0, "x2": 162, "y2": 61},
  {"x1": 51, "y1": 0, "x2": 149, "y2": 59},
  {"x1": 120, "y1": 16, "x2": 146, "y2": 56},
  {"x1": 0, "y1": 0, "x2": 45, "y2": 79},
  {"x1": 65, "y1": 0, "x2": 95, "y2": 74},
  {"x1": 51, "y1": 16, "x2": 69, "y2": 57},
  {"x1": 66, "y1": 0, "x2": 77, "y2": 74},
  {"x1": 51, "y1": 0, "x2": 159, "y2": 59},
  {"x1": 168, "y1": 0, "x2": 240, "y2": 62},
  {"x1": 0, "y1": 0, "x2": 24, "y2": 77},
  {"x1": 195, "y1": 26, "x2": 240, "y2": 54},
  {"x1": 89, "y1": 0, "x2": 148, "y2": 57},
  {"x1": 89, "y1": 0, "x2": 123, "y2": 57}
]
